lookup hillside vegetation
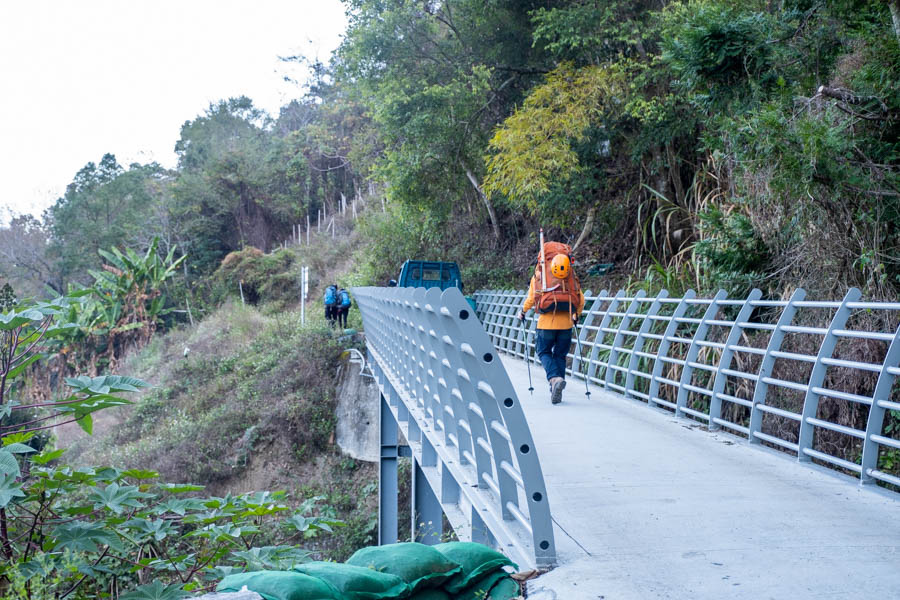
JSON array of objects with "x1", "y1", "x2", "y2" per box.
[
  {"x1": 63, "y1": 298, "x2": 377, "y2": 561},
  {"x1": 2, "y1": 1, "x2": 897, "y2": 303},
  {"x1": 0, "y1": 241, "x2": 378, "y2": 597}
]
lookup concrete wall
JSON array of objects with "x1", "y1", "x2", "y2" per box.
[{"x1": 334, "y1": 354, "x2": 380, "y2": 462}]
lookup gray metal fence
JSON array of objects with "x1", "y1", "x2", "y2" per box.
[
  {"x1": 353, "y1": 285, "x2": 556, "y2": 569},
  {"x1": 474, "y1": 287, "x2": 900, "y2": 491}
]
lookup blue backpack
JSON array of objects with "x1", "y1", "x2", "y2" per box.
[
  {"x1": 339, "y1": 289, "x2": 351, "y2": 308},
  {"x1": 324, "y1": 286, "x2": 338, "y2": 306}
]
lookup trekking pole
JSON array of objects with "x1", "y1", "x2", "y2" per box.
[
  {"x1": 572, "y1": 316, "x2": 591, "y2": 398},
  {"x1": 520, "y1": 314, "x2": 534, "y2": 395}
]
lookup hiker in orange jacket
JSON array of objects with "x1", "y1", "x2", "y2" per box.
[{"x1": 517, "y1": 250, "x2": 585, "y2": 405}]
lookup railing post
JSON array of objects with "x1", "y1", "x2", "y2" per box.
[
  {"x1": 586, "y1": 290, "x2": 625, "y2": 384},
  {"x1": 496, "y1": 291, "x2": 516, "y2": 344},
  {"x1": 797, "y1": 288, "x2": 862, "y2": 461},
  {"x1": 511, "y1": 290, "x2": 528, "y2": 360},
  {"x1": 501, "y1": 293, "x2": 521, "y2": 353},
  {"x1": 567, "y1": 289, "x2": 591, "y2": 381},
  {"x1": 482, "y1": 291, "x2": 500, "y2": 340},
  {"x1": 860, "y1": 323, "x2": 900, "y2": 484},
  {"x1": 474, "y1": 290, "x2": 493, "y2": 322},
  {"x1": 605, "y1": 290, "x2": 646, "y2": 389},
  {"x1": 649, "y1": 290, "x2": 696, "y2": 409},
  {"x1": 625, "y1": 290, "x2": 668, "y2": 399},
  {"x1": 708, "y1": 289, "x2": 762, "y2": 430},
  {"x1": 572, "y1": 290, "x2": 606, "y2": 374},
  {"x1": 479, "y1": 290, "x2": 495, "y2": 337},
  {"x1": 487, "y1": 290, "x2": 509, "y2": 340},
  {"x1": 748, "y1": 288, "x2": 806, "y2": 444},
  {"x1": 494, "y1": 292, "x2": 509, "y2": 351},
  {"x1": 676, "y1": 290, "x2": 727, "y2": 418}
]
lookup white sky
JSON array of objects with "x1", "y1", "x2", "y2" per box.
[{"x1": 0, "y1": 0, "x2": 347, "y2": 222}]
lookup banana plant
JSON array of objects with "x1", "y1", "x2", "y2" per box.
[
  {"x1": 0, "y1": 293, "x2": 138, "y2": 435},
  {"x1": 88, "y1": 237, "x2": 186, "y2": 334}
]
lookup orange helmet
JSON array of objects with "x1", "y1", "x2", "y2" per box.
[{"x1": 550, "y1": 254, "x2": 570, "y2": 278}]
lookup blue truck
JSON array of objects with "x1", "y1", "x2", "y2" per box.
[
  {"x1": 395, "y1": 260, "x2": 477, "y2": 313},
  {"x1": 397, "y1": 260, "x2": 464, "y2": 290}
]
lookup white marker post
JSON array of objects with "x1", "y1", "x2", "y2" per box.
[{"x1": 300, "y1": 266, "x2": 308, "y2": 325}]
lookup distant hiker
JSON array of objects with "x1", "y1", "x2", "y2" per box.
[
  {"x1": 324, "y1": 284, "x2": 339, "y2": 328},
  {"x1": 517, "y1": 237, "x2": 584, "y2": 405},
  {"x1": 337, "y1": 287, "x2": 352, "y2": 328}
]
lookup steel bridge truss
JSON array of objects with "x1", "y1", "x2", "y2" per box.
[{"x1": 353, "y1": 286, "x2": 556, "y2": 569}]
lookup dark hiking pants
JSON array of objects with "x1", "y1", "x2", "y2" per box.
[
  {"x1": 535, "y1": 328, "x2": 572, "y2": 381},
  {"x1": 325, "y1": 305, "x2": 338, "y2": 327}
]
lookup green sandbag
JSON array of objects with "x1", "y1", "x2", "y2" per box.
[
  {"x1": 347, "y1": 542, "x2": 462, "y2": 595},
  {"x1": 433, "y1": 542, "x2": 517, "y2": 594},
  {"x1": 410, "y1": 589, "x2": 451, "y2": 600},
  {"x1": 294, "y1": 561, "x2": 410, "y2": 600},
  {"x1": 452, "y1": 572, "x2": 520, "y2": 600},
  {"x1": 484, "y1": 577, "x2": 520, "y2": 599},
  {"x1": 216, "y1": 570, "x2": 342, "y2": 600}
]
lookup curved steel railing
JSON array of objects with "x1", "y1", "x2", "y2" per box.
[
  {"x1": 354, "y1": 285, "x2": 556, "y2": 568},
  {"x1": 475, "y1": 287, "x2": 900, "y2": 491}
]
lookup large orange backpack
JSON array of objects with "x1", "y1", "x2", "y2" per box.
[{"x1": 533, "y1": 241, "x2": 581, "y2": 314}]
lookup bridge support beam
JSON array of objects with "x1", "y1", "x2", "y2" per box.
[
  {"x1": 412, "y1": 459, "x2": 443, "y2": 544},
  {"x1": 379, "y1": 394, "x2": 399, "y2": 545}
]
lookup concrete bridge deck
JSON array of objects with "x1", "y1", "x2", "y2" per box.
[{"x1": 502, "y1": 356, "x2": 900, "y2": 600}]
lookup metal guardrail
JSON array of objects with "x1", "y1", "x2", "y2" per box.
[
  {"x1": 353, "y1": 285, "x2": 556, "y2": 569},
  {"x1": 474, "y1": 287, "x2": 900, "y2": 490}
]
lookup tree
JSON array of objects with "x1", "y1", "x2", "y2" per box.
[
  {"x1": 46, "y1": 156, "x2": 171, "y2": 286},
  {"x1": 483, "y1": 63, "x2": 626, "y2": 214},
  {"x1": 0, "y1": 215, "x2": 60, "y2": 296},
  {"x1": 336, "y1": 0, "x2": 561, "y2": 241},
  {"x1": 173, "y1": 98, "x2": 282, "y2": 272}
]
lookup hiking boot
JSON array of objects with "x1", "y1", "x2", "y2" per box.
[{"x1": 550, "y1": 378, "x2": 566, "y2": 404}]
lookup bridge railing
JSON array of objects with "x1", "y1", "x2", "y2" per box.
[
  {"x1": 354, "y1": 286, "x2": 556, "y2": 569},
  {"x1": 474, "y1": 287, "x2": 900, "y2": 491}
]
